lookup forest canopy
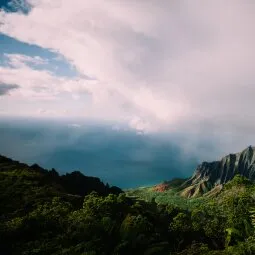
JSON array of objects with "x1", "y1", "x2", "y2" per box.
[{"x1": 1, "y1": 155, "x2": 255, "y2": 255}]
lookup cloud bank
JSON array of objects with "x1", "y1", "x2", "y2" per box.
[
  {"x1": 1, "y1": 0, "x2": 255, "y2": 141},
  {"x1": 0, "y1": 82, "x2": 19, "y2": 95}
]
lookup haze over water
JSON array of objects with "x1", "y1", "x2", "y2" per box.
[{"x1": 0, "y1": 117, "x2": 203, "y2": 188}]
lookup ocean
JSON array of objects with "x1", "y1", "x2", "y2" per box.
[{"x1": 0, "y1": 117, "x2": 200, "y2": 188}]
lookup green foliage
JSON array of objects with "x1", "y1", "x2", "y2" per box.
[
  {"x1": 1, "y1": 155, "x2": 255, "y2": 255},
  {"x1": 224, "y1": 174, "x2": 252, "y2": 190}
]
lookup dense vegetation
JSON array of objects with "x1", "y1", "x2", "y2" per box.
[{"x1": 1, "y1": 155, "x2": 255, "y2": 254}]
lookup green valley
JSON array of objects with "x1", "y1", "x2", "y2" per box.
[{"x1": 1, "y1": 147, "x2": 255, "y2": 255}]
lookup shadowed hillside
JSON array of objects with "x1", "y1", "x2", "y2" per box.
[
  {"x1": 1, "y1": 154, "x2": 255, "y2": 255},
  {"x1": 0, "y1": 154, "x2": 122, "y2": 217},
  {"x1": 181, "y1": 146, "x2": 255, "y2": 198}
]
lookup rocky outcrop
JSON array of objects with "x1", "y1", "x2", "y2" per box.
[
  {"x1": 153, "y1": 178, "x2": 187, "y2": 192},
  {"x1": 153, "y1": 183, "x2": 171, "y2": 192},
  {"x1": 180, "y1": 146, "x2": 255, "y2": 198}
]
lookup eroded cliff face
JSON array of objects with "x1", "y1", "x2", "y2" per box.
[{"x1": 180, "y1": 146, "x2": 255, "y2": 198}]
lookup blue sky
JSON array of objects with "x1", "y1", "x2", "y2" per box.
[
  {"x1": 1, "y1": 0, "x2": 255, "y2": 152},
  {"x1": 0, "y1": 0, "x2": 78, "y2": 79},
  {"x1": 0, "y1": 34, "x2": 78, "y2": 77}
]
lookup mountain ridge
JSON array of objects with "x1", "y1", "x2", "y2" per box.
[
  {"x1": 0, "y1": 154, "x2": 122, "y2": 217},
  {"x1": 180, "y1": 146, "x2": 255, "y2": 198}
]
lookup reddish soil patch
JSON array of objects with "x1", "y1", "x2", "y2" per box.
[{"x1": 153, "y1": 183, "x2": 170, "y2": 192}]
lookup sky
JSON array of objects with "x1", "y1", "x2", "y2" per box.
[{"x1": 1, "y1": 1, "x2": 255, "y2": 156}]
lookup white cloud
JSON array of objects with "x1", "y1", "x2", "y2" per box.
[
  {"x1": 67, "y1": 123, "x2": 82, "y2": 128},
  {"x1": 128, "y1": 116, "x2": 152, "y2": 133},
  {"x1": 0, "y1": 54, "x2": 93, "y2": 99},
  {"x1": 1, "y1": 0, "x2": 255, "y2": 141},
  {"x1": 4, "y1": 53, "x2": 48, "y2": 68}
]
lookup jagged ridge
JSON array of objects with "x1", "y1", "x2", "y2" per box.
[{"x1": 181, "y1": 146, "x2": 255, "y2": 198}]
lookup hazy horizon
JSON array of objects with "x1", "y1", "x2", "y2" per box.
[
  {"x1": 0, "y1": 117, "x2": 201, "y2": 188},
  {"x1": 1, "y1": 117, "x2": 254, "y2": 188},
  {"x1": 1, "y1": 1, "x2": 255, "y2": 187}
]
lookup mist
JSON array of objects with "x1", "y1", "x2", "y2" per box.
[{"x1": 0, "y1": 117, "x2": 203, "y2": 188}]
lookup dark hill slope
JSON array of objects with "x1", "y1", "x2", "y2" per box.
[
  {"x1": 0, "y1": 155, "x2": 122, "y2": 217},
  {"x1": 1, "y1": 155, "x2": 255, "y2": 254}
]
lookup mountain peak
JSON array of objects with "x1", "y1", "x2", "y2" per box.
[{"x1": 181, "y1": 146, "x2": 255, "y2": 198}]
